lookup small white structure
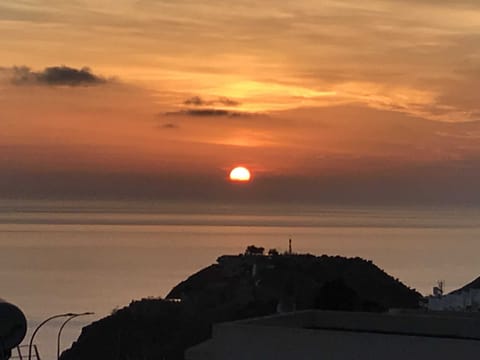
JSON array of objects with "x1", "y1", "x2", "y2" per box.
[
  {"x1": 428, "y1": 288, "x2": 480, "y2": 311},
  {"x1": 186, "y1": 310, "x2": 480, "y2": 360}
]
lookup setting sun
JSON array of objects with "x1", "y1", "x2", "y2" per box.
[{"x1": 229, "y1": 166, "x2": 251, "y2": 182}]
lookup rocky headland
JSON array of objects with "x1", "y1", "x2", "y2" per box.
[{"x1": 61, "y1": 249, "x2": 421, "y2": 360}]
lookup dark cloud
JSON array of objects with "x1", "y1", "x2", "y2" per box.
[
  {"x1": 184, "y1": 96, "x2": 206, "y2": 106},
  {"x1": 166, "y1": 108, "x2": 252, "y2": 117},
  {"x1": 184, "y1": 96, "x2": 241, "y2": 107},
  {"x1": 217, "y1": 97, "x2": 241, "y2": 106},
  {"x1": 9, "y1": 65, "x2": 107, "y2": 86},
  {"x1": 185, "y1": 109, "x2": 240, "y2": 117}
]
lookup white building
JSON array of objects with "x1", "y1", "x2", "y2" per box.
[
  {"x1": 428, "y1": 289, "x2": 480, "y2": 311},
  {"x1": 186, "y1": 310, "x2": 480, "y2": 360}
]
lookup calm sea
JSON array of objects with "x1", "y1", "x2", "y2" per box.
[{"x1": 1, "y1": 200, "x2": 479, "y2": 359}]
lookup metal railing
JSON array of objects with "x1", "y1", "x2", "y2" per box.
[{"x1": 10, "y1": 345, "x2": 40, "y2": 360}]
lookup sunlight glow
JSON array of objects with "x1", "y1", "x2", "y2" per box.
[{"x1": 229, "y1": 166, "x2": 252, "y2": 182}]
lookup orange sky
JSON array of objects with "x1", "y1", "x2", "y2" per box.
[{"x1": 1, "y1": 0, "x2": 480, "y2": 203}]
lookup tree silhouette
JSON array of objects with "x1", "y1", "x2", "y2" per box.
[{"x1": 245, "y1": 245, "x2": 265, "y2": 256}]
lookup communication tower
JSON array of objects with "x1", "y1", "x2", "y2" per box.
[{"x1": 433, "y1": 280, "x2": 445, "y2": 297}]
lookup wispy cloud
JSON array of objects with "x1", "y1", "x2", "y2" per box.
[
  {"x1": 165, "y1": 108, "x2": 255, "y2": 117},
  {"x1": 184, "y1": 96, "x2": 241, "y2": 107},
  {"x1": 3, "y1": 1, "x2": 480, "y2": 121}
]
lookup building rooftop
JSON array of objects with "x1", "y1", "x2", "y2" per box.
[
  {"x1": 232, "y1": 310, "x2": 480, "y2": 341},
  {"x1": 186, "y1": 310, "x2": 480, "y2": 360}
]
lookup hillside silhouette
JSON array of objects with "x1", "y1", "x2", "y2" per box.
[
  {"x1": 61, "y1": 251, "x2": 421, "y2": 360},
  {"x1": 451, "y1": 276, "x2": 480, "y2": 294}
]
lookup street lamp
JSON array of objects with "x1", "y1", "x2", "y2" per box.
[
  {"x1": 57, "y1": 312, "x2": 94, "y2": 360},
  {"x1": 28, "y1": 313, "x2": 75, "y2": 360}
]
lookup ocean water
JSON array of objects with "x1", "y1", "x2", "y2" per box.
[{"x1": 1, "y1": 200, "x2": 479, "y2": 359}]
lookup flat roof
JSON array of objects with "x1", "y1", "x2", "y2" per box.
[{"x1": 223, "y1": 310, "x2": 480, "y2": 340}]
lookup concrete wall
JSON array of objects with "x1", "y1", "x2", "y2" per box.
[{"x1": 186, "y1": 311, "x2": 480, "y2": 360}]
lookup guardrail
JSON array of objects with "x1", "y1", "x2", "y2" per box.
[{"x1": 10, "y1": 345, "x2": 40, "y2": 360}]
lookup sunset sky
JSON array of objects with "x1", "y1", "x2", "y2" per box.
[{"x1": 2, "y1": 0, "x2": 480, "y2": 203}]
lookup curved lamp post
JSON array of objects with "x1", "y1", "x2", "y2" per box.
[
  {"x1": 57, "y1": 312, "x2": 94, "y2": 360},
  {"x1": 28, "y1": 313, "x2": 75, "y2": 360}
]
